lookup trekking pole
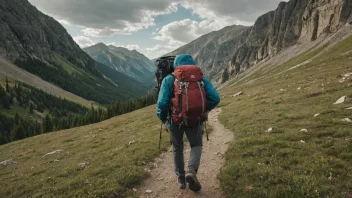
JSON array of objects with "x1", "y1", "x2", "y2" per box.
[
  {"x1": 159, "y1": 123, "x2": 162, "y2": 150},
  {"x1": 205, "y1": 121, "x2": 209, "y2": 141}
]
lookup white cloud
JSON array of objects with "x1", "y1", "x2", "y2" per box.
[
  {"x1": 144, "y1": 44, "x2": 176, "y2": 59},
  {"x1": 180, "y1": 0, "x2": 284, "y2": 23},
  {"x1": 73, "y1": 36, "x2": 95, "y2": 48},
  {"x1": 154, "y1": 18, "x2": 233, "y2": 45}
]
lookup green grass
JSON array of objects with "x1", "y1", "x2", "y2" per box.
[
  {"x1": 0, "y1": 104, "x2": 44, "y2": 120},
  {"x1": 218, "y1": 35, "x2": 352, "y2": 197},
  {"x1": 0, "y1": 106, "x2": 169, "y2": 197},
  {"x1": 52, "y1": 53, "x2": 84, "y2": 75}
]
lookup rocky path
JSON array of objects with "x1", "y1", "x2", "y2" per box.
[{"x1": 138, "y1": 109, "x2": 233, "y2": 198}]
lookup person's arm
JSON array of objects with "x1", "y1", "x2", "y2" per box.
[
  {"x1": 156, "y1": 75, "x2": 173, "y2": 123},
  {"x1": 203, "y1": 77, "x2": 220, "y2": 111}
]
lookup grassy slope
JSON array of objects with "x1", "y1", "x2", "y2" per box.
[
  {"x1": 0, "y1": 105, "x2": 170, "y2": 197},
  {"x1": 218, "y1": 35, "x2": 352, "y2": 197},
  {"x1": 0, "y1": 36, "x2": 351, "y2": 198}
]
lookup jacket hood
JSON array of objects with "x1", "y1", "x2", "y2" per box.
[{"x1": 173, "y1": 54, "x2": 196, "y2": 68}]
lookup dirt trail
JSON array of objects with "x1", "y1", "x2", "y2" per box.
[{"x1": 138, "y1": 108, "x2": 233, "y2": 198}]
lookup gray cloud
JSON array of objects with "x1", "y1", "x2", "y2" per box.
[
  {"x1": 29, "y1": 0, "x2": 176, "y2": 36},
  {"x1": 29, "y1": 0, "x2": 285, "y2": 36}
]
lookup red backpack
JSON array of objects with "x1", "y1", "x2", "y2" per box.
[{"x1": 171, "y1": 65, "x2": 207, "y2": 127}]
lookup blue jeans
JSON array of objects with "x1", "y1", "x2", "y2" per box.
[{"x1": 169, "y1": 123, "x2": 203, "y2": 176}]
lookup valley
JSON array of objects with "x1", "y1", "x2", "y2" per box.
[{"x1": 0, "y1": 0, "x2": 352, "y2": 197}]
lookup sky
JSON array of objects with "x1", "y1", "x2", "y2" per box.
[{"x1": 28, "y1": 0, "x2": 284, "y2": 59}]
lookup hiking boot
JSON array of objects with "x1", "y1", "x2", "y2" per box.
[
  {"x1": 178, "y1": 175, "x2": 186, "y2": 189},
  {"x1": 185, "y1": 172, "x2": 201, "y2": 192}
]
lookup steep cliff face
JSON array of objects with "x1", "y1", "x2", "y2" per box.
[
  {"x1": 300, "y1": 0, "x2": 352, "y2": 42},
  {"x1": 167, "y1": 0, "x2": 352, "y2": 84},
  {"x1": 228, "y1": 0, "x2": 352, "y2": 82},
  {"x1": 0, "y1": 0, "x2": 96, "y2": 72}
]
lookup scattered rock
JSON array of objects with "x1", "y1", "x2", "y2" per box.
[
  {"x1": 145, "y1": 190, "x2": 153, "y2": 194},
  {"x1": 42, "y1": 149, "x2": 63, "y2": 157},
  {"x1": 128, "y1": 140, "x2": 136, "y2": 145},
  {"x1": 333, "y1": 96, "x2": 348, "y2": 104},
  {"x1": 78, "y1": 162, "x2": 91, "y2": 170},
  {"x1": 266, "y1": 127, "x2": 273, "y2": 133},
  {"x1": 244, "y1": 186, "x2": 254, "y2": 191},
  {"x1": 297, "y1": 87, "x2": 302, "y2": 90},
  {"x1": 280, "y1": 89, "x2": 285, "y2": 92},
  {"x1": 341, "y1": 118, "x2": 352, "y2": 123},
  {"x1": 338, "y1": 72, "x2": 352, "y2": 82},
  {"x1": 99, "y1": 128, "x2": 103, "y2": 131},
  {"x1": 133, "y1": 188, "x2": 137, "y2": 192},
  {"x1": 54, "y1": 159, "x2": 60, "y2": 163},
  {"x1": 300, "y1": 129, "x2": 308, "y2": 132},
  {"x1": 314, "y1": 113, "x2": 320, "y2": 117},
  {"x1": 233, "y1": 91, "x2": 243, "y2": 97},
  {"x1": 346, "y1": 107, "x2": 352, "y2": 110},
  {"x1": 300, "y1": 140, "x2": 306, "y2": 144},
  {"x1": 0, "y1": 159, "x2": 16, "y2": 166}
]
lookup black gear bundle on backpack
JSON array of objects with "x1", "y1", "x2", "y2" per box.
[{"x1": 155, "y1": 56, "x2": 176, "y2": 93}]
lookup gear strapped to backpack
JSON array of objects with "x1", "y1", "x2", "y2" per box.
[
  {"x1": 155, "y1": 56, "x2": 176, "y2": 93},
  {"x1": 171, "y1": 65, "x2": 207, "y2": 127}
]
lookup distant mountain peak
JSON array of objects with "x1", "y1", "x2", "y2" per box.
[
  {"x1": 85, "y1": 43, "x2": 109, "y2": 51},
  {"x1": 84, "y1": 43, "x2": 155, "y2": 84}
]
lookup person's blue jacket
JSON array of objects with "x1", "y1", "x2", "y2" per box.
[{"x1": 156, "y1": 54, "x2": 220, "y2": 124}]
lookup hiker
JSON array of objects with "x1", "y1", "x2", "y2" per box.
[{"x1": 156, "y1": 54, "x2": 220, "y2": 191}]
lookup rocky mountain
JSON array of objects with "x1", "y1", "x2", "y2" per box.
[
  {"x1": 167, "y1": 0, "x2": 352, "y2": 84},
  {"x1": 83, "y1": 43, "x2": 154, "y2": 85},
  {"x1": 0, "y1": 0, "x2": 148, "y2": 104}
]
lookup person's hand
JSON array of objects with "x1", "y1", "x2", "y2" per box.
[{"x1": 164, "y1": 123, "x2": 169, "y2": 133}]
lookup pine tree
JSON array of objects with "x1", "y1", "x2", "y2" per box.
[
  {"x1": 1, "y1": 95, "x2": 10, "y2": 109},
  {"x1": 5, "y1": 77, "x2": 9, "y2": 92},
  {"x1": 29, "y1": 103, "x2": 34, "y2": 114},
  {"x1": 42, "y1": 115, "x2": 53, "y2": 133}
]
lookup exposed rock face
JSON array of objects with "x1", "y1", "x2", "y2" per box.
[
  {"x1": 0, "y1": 0, "x2": 96, "y2": 72},
  {"x1": 167, "y1": 0, "x2": 352, "y2": 84},
  {"x1": 166, "y1": 25, "x2": 250, "y2": 80},
  {"x1": 83, "y1": 43, "x2": 154, "y2": 84},
  {"x1": 0, "y1": 0, "x2": 148, "y2": 103}
]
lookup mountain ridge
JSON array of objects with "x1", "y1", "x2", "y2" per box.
[
  {"x1": 166, "y1": 0, "x2": 352, "y2": 84},
  {"x1": 0, "y1": 0, "x2": 147, "y2": 104},
  {"x1": 84, "y1": 43, "x2": 155, "y2": 85}
]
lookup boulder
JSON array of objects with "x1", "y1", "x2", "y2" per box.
[
  {"x1": 341, "y1": 118, "x2": 352, "y2": 123},
  {"x1": 333, "y1": 96, "x2": 348, "y2": 104},
  {"x1": 0, "y1": 159, "x2": 16, "y2": 166},
  {"x1": 145, "y1": 190, "x2": 153, "y2": 194},
  {"x1": 43, "y1": 149, "x2": 63, "y2": 157},
  {"x1": 233, "y1": 91, "x2": 243, "y2": 97},
  {"x1": 78, "y1": 162, "x2": 91, "y2": 170},
  {"x1": 266, "y1": 127, "x2": 273, "y2": 133}
]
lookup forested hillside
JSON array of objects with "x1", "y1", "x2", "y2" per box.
[{"x1": 0, "y1": 79, "x2": 157, "y2": 144}]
